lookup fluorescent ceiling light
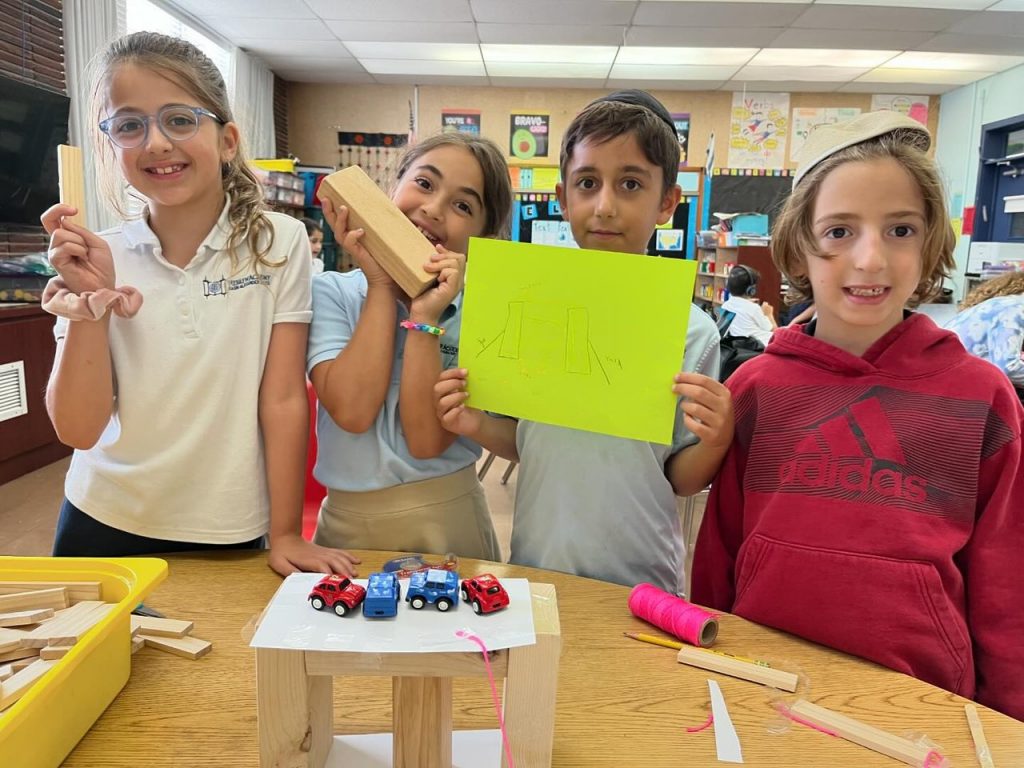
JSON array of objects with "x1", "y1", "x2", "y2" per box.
[
  {"x1": 882, "y1": 51, "x2": 1024, "y2": 70},
  {"x1": 734, "y1": 65, "x2": 870, "y2": 81},
  {"x1": 360, "y1": 59, "x2": 486, "y2": 76},
  {"x1": 609, "y1": 63, "x2": 742, "y2": 80},
  {"x1": 344, "y1": 42, "x2": 481, "y2": 61},
  {"x1": 857, "y1": 67, "x2": 991, "y2": 84},
  {"x1": 749, "y1": 48, "x2": 899, "y2": 68},
  {"x1": 615, "y1": 46, "x2": 757, "y2": 66},
  {"x1": 481, "y1": 44, "x2": 617, "y2": 65},
  {"x1": 485, "y1": 61, "x2": 613, "y2": 78}
]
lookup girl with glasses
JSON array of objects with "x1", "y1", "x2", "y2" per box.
[{"x1": 39, "y1": 31, "x2": 357, "y2": 578}]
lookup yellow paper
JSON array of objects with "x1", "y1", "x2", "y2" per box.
[
  {"x1": 531, "y1": 167, "x2": 560, "y2": 191},
  {"x1": 460, "y1": 238, "x2": 696, "y2": 444}
]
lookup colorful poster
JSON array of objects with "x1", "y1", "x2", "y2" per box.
[
  {"x1": 441, "y1": 109, "x2": 480, "y2": 135},
  {"x1": 728, "y1": 92, "x2": 790, "y2": 170},
  {"x1": 671, "y1": 113, "x2": 690, "y2": 165},
  {"x1": 790, "y1": 107, "x2": 862, "y2": 162},
  {"x1": 870, "y1": 95, "x2": 929, "y2": 126},
  {"x1": 510, "y1": 113, "x2": 550, "y2": 159},
  {"x1": 460, "y1": 238, "x2": 696, "y2": 444}
]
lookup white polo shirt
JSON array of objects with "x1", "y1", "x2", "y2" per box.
[
  {"x1": 54, "y1": 204, "x2": 312, "y2": 543},
  {"x1": 721, "y1": 295, "x2": 774, "y2": 347}
]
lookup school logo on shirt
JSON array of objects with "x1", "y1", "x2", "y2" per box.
[{"x1": 203, "y1": 274, "x2": 271, "y2": 297}]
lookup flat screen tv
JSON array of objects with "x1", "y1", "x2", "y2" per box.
[{"x1": 0, "y1": 75, "x2": 70, "y2": 225}]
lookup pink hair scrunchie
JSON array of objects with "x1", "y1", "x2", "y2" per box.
[{"x1": 41, "y1": 276, "x2": 143, "y2": 321}]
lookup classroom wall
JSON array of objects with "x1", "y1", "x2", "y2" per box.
[
  {"x1": 288, "y1": 83, "x2": 940, "y2": 174},
  {"x1": 937, "y1": 62, "x2": 1024, "y2": 299}
]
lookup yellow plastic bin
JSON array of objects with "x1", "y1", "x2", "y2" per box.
[{"x1": 0, "y1": 557, "x2": 167, "y2": 768}]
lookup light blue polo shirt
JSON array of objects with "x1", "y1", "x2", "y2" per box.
[{"x1": 307, "y1": 269, "x2": 482, "y2": 491}]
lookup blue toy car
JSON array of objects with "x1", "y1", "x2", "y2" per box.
[
  {"x1": 406, "y1": 568, "x2": 460, "y2": 612},
  {"x1": 363, "y1": 572, "x2": 401, "y2": 618}
]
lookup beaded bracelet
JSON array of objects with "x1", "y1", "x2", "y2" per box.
[{"x1": 400, "y1": 320, "x2": 445, "y2": 336}]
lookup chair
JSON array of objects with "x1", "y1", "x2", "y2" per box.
[
  {"x1": 716, "y1": 308, "x2": 737, "y2": 337},
  {"x1": 478, "y1": 452, "x2": 518, "y2": 485}
]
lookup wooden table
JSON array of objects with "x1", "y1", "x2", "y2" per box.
[{"x1": 62, "y1": 551, "x2": 1023, "y2": 767}]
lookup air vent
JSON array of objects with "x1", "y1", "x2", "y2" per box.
[{"x1": 0, "y1": 361, "x2": 28, "y2": 423}]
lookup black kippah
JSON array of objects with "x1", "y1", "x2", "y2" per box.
[{"x1": 592, "y1": 89, "x2": 676, "y2": 136}]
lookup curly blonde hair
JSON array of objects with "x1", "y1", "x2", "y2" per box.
[
  {"x1": 960, "y1": 272, "x2": 1024, "y2": 309},
  {"x1": 772, "y1": 130, "x2": 956, "y2": 305},
  {"x1": 91, "y1": 32, "x2": 275, "y2": 269}
]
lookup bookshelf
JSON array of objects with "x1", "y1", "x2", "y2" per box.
[{"x1": 694, "y1": 244, "x2": 779, "y2": 308}]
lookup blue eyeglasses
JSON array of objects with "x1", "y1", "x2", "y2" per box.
[{"x1": 98, "y1": 105, "x2": 225, "y2": 149}]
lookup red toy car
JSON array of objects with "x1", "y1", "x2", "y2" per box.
[
  {"x1": 308, "y1": 575, "x2": 366, "y2": 617},
  {"x1": 460, "y1": 573, "x2": 509, "y2": 615}
]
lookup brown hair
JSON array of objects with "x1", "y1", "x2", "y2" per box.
[
  {"x1": 960, "y1": 271, "x2": 1024, "y2": 309},
  {"x1": 91, "y1": 31, "x2": 275, "y2": 268},
  {"x1": 772, "y1": 130, "x2": 955, "y2": 305},
  {"x1": 560, "y1": 101, "x2": 680, "y2": 195},
  {"x1": 393, "y1": 132, "x2": 513, "y2": 240}
]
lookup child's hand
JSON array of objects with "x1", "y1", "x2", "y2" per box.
[
  {"x1": 672, "y1": 372, "x2": 734, "y2": 449},
  {"x1": 321, "y1": 198, "x2": 396, "y2": 291},
  {"x1": 268, "y1": 533, "x2": 362, "y2": 578},
  {"x1": 41, "y1": 204, "x2": 116, "y2": 295},
  {"x1": 434, "y1": 368, "x2": 483, "y2": 437},
  {"x1": 410, "y1": 245, "x2": 465, "y2": 325}
]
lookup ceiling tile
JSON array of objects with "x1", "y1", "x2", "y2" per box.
[
  {"x1": 471, "y1": 0, "x2": 636, "y2": 24},
  {"x1": 948, "y1": 10, "x2": 1024, "y2": 34},
  {"x1": 723, "y1": 79, "x2": 841, "y2": 92},
  {"x1": 274, "y1": 70, "x2": 375, "y2": 84},
  {"x1": 816, "y1": 0, "x2": 992, "y2": 8},
  {"x1": 749, "y1": 49, "x2": 898, "y2": 67},
  {"x1": 734, "y1": 65, "x2": 870, "y2": 81},
  {"x1": 768, "y1": 28, "x2": 934, "y2": 49},
  {"x1": 616, "y1": 46, "x2": 758, "y2": 65},
  {"x1": 626, "y1": 26, "x2": 784, "y2": 46},
  {"x1": 372, "y1": 74, "x2": 491, "y2": 86},
  {"x1": 635, "y1": 2, "x2": 808, "y2": 27},
  {"x1": 172, "y1": 0, "x2": 316, "y2": 17},
  {"x1": 856, "y1": 67, "x2": 991, "y2": 84},
  {"x1": 609, "y1": 63, "x2": 743, "y2": 79},
  {"x1": 345, "y1": 42, "x2": 482, "y2": 61},
  {"x1": 304, "y1": 0, "x2": 473, "y2": 22},
  {"x1": 988, "y1": 0, "x2": 1024, "y2": 9},
  {"x1": 489, "y1": 77, "x2": 611, "y2": 89},
  {"x1": 883, "y1": 51, "x2": 1024, "y2": 70},
  {"x1": 360, "y1": 59, "x2": 486, "y2": 76},
  {"x1": 836, "y1": 81, "x2": 953, "y2": 94},
  {"x1": 201, "y1": 18, "x2": 335, "y2": 40},
  {"x1": 791, "y1": 5, "x2": 972, "y2": 32},
  {"x1": 486, "y1": 61, "x2": 614, "y2": 78},
  {"x1": 235, "y1": 38, "x2": 354, "y2": 57},
  {"x1": 259, "y1": 56, "x2": 365, "y2": 71},
  {"x1": 481, "y1": 45, "x2": 617, "y2": 64},
  {"x1": 606, "y1": 77, "x2": 728, "y2": 91},
  {"x1": 326, "y1": 20, "x2": 479, "y2": 42},
  {"x1": 918, "y1": 33, "x2": 1024, "y2": 54},
  {"x1": 477, "y1": 24, "x2": 626, "y2": 45}
]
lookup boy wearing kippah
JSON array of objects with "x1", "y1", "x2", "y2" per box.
[
  {"x1": 692, "y1": 112, "x2": 1024, "y2": 721},
  {"x1": 436, "y1": 91, "x2": 733, "y2": 595}
]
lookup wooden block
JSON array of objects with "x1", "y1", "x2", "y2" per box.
[
  {"x1": 39, "y1": 645, "x2": 73, "y2": 660},
  {"x1": 28, "y1": 601, "x2": 112, "y2": 645},
  {"x1": 0, "y1": 608, "x2": 55, "y2": 627},
  {"x1": 0, "y1": 659, "x2": 56, "y2": 712},
  {"x1": 131, "y1": 636, "x2": 144, "y2": 655},
  {"x1": 0, "y1": 664, "x2": 13, "y2": 682},
  {"x1": 0, "y1": 647, "x2": 39, "y2": 663},
  {"x1": 139, "y1": 633, "x2": 211, "y2": 660},
  {"x1": 10, "y1": 657, "x2": 37, "y2": 672},
  {"x1": 0, "y1": 581, "x2": 102, "y2": 603},
  {"x1": 0, "y1": 588, "x2": 68, "y2": 614},
  {"x1": 317, "y1": 166, "x2": 436, "y2": 297},
  {"x1": 787, "y1": 699, "x2": 933, "y2": 766},
  {"x1": 676, "y1": 645, "x2": 799, "y2": 692},
  {"x1": 256, "y1": 647, "x2": 332, "y2": 768},
  {"x1": 0, "y1": 629, "x2": 28, "y2": 654},
  {"x1": 393, "y1": 676, "x2": 452, "y2": 768},
  {"x1": 130, "y1": 615, "x2": 194, "y2": 638},
  {"x1": 57, "y1": 144, "x2": 87, "y2": 226}
]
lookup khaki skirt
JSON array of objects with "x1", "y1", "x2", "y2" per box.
[{"x1": 313, "y1": 465, "x2": 501, "y2": 562}]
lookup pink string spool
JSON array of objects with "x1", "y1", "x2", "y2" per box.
[{"x1": 628, "y1": 582, "x2": 719, "y2": 647}]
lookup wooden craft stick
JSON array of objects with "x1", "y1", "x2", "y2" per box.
[
  {"x1": 787, "y1": 699, "x2": 935, "y2": 766},
  {"x1": 28, "y1": 601, "x2": 112, "y2": 645},
  {"x1": 0, "y1": 581, "x2": 102, "y2": 603},
  {"x1": 39, "y1": 645, "x2": 74, "y2": 660},
  {"x1": 139, "y1": 633, "x2": 212, "y2": 660},
  {"x1": 0, "y1": 588, "x2": 68, "y2": 613},
  {"x1": 676, "y1": 645, "x2": 799, "y2": 692},
  {"x1": 965, "y1": 703, "x2": 996, "y2": 768},
  {"x1": 0, "y1": 608, "x2": 55, "y2": 627},
  {"x1": 57, "y1": 144, "x2": 87, "y2": 226},
  {"x1": 316, "y1": 165, "x2": 435, "y2": 297},
  {"x1": 131, "y1": 636, "x2": 145, "y2": 655},
  {"x1": 130, "y1": 615, "x2": 194, "y2": 638},
  {"x1": 0, "y1": 659, "x2": 56, "y2": 712}
]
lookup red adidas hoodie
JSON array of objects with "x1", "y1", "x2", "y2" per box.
[{"x1": 692, "y1": 313, "x2": 1024, "y2": 721}]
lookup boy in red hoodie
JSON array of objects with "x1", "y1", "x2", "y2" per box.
[{"x1": 692, "y1": 111, "x2": 1024, "y2": 721}]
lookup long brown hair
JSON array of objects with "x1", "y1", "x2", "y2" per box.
[
  {"x1": 960, "y1": 271, "x2": 1024, "y2": 309},
  {"x1": 91, "y1": 31, "x2": 274, "y2": 267}
]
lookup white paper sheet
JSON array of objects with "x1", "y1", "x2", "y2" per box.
[
  {"x1": 326, "y1": 731, "x2": 501, "y2": 767},
  {"x1": 709, "y1": 679, "x2": 743, "y2": 763},
  {"x1": 249, "y1": 573, "x2": 536, "y2": 653}
]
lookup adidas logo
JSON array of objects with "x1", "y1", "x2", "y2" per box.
[{"x1": 779, "y1": 455, "x2": 927, "y2": 503}]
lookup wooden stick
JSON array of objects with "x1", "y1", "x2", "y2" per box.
[
  {"x1": 57, "y1": 144, "x2": 87, "y2": 226},
  {"x1": 0, "y1": 588, "x2": 68, "y2": 613},
  {"x1": 0, "y1": 663, "x2": 13, "y2": 682},
  {"x1": 965, "y1": 703, "x2": 996, "y2": 768},
  {"x1": 0, "y1": 659, "x2": 56, "y2": 712},
  {"x1": 0, "y1": 581, "x2": 102, "y2": 603},
  {"x1": 131, "y1": 636, "x2": 145, "y2": 655},
  {"x1": 138, "y1": 634, "x2": 211, "y2": 660},
  {"x1": 39, "y1": 645, "x2": 74, "y2": 660},
  {"x1": 130, "y1": 615, "x2": 194, "y2": 638},
  {"x1": 787, "y1": 699, "x2": 935, "y2": 766},
  {"x1": 0, "y1": 608, "x2": 55, "y2": 627},
  {"x1": 676, "y1": 645, "x2": 799, "y2": 692}
]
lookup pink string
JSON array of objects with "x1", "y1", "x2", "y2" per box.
[
  {"x1": 456, "y1": 630, "x2": 516, "y2": 768},
  {"x1": 628, "y1": 583, "x2": 719, "y2": 647},
  {"x1": 685, "y1": 713, "x2": 713, "y2": 733}
]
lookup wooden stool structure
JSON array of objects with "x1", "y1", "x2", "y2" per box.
[{"x1": 256, "y1": 583, "x2": 561, "y2": 768}]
